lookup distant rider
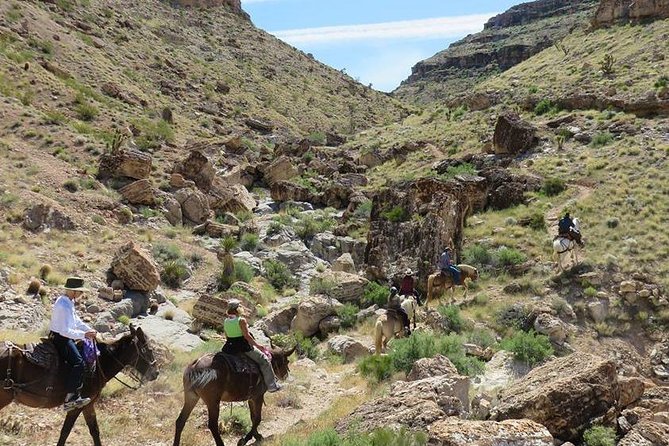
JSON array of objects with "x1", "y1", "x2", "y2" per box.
[
  {"x1": 558, "y1": 212, "x2": 583, "y2": 247},
  {"x1": 221, "y1": 300, "x2": 281, "y2": 392},
  {"x1": 439, "y1": 247, "x2": 461, "y2": 284},
  {"x1": 387, "y1": 287, "x2": 411, "y2": 336},
  {"x1": 399, "y1": 269, "x2": 415, "y2": 297}
]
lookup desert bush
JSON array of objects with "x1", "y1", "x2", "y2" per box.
[
  {"x1": 501, "y1": 330, "x2": 553, "y2": 366},
  {"x1": 117, "y1": 315, "x2": 130, "y2": 326},
  {"x1": 361, "y1": 281, "x2": 389, "y2": 307},
  {"x1": 294, "y1": 214, "x2": 335, "y2": 241},
  {"x1": 263, "y1": 259, "x2": 298, "y2": 292},
  {"x1": 281, "y1": 427, "x2": 427, "y2": 446},
  {"x1": 161, "y1": 259, "x2": 188, "y2": 288},
  {"x1": 358, "y1": 354, "x2": 394, "y2": 383},
  {"x1": 437, "y1": 305, "x2": 465, "y2": 333},
  {"x1": 655, "y1": 76, "x2": 669, "y2": 89},
  {"x1": 591, "y1": 132, "x2": 613, "y2": 147},
  {"x1": 381, "y1": 206, "x2": 408, "y2": 223},
  {"x1": 584, "y1": 286, "x2": 597, "y2": 297},
  {"x1": 27, "y1": 278, "x2": 41, "y2": 295},
  {"x1": 462, "y1": 244, "x2": 492, "y2": 267},
  {"x1": 309, "y1": 276, "x2": 337, "y2": 296},
  {"x1": 39, "y1": 264, "x2": 52, "y2": 280},
  {"x1": 583, "y1": 425, "x2": 616, "y2": 446},
  {"x1": 542, "y1": 177, "x2": 566, "y2": 196},
  {"x1": 75, "y1": 102, "x2": 99, "y2": 121},
  {"x1": 534, "y1": 99, "x2": 558, "y2": 116},
  {"x1": 307, "y1": 131, "x2": 326, "y2": 145},
  {"x1": 233, "y1": 260, "x2": 255, "y2": 283},
  {"x1": 494, "y1": 247, "x2": 526, "y2": 267},
  {"x1": 152, "y1": 243, "x2": 182, "y2": 263},
  {"x1": 523, "y1": 211, "x2": 546, "y2": 231},
  {"x1": 220, "y1": 406, "x2": 251, "y2": 436},
  {"x1": 63, "y1": 179, "x2": 79, "y2": 192},
  {"x1": 294, "y1": 332, "x2": 318, "y2": 360},
  {"x1": 133, "y1": 118, "x2": 174, "y2": 151},
  {"x1": 495, "y1": 304, "x2": 533, "y2": 331},
  {"x1": 240, "y1": 233, "x2": 259, "y2": 251},
  {"x1": 600, "y1": 54, "x2": 616, "y2": 76},
  {"x1": 336, "y1": 303, "x2": 359, "y2": 329},
  {"x1": 353, "y1": 200, "x2": 373, "y2": 219},
  {"x1": 466, "y1": 328, "x2": 497, "y2": 349},
  {"x1": 606, "y1": 217, "x2": 619, "y2": 229}
]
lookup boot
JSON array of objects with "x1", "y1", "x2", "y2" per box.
[{"x1": 63, "y1": 393, "x2": 91, "y2": 412}]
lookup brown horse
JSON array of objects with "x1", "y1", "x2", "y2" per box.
[
  {"x1": 0, "y1": 325, "x2": 159, "y2": 446},
  {"x1": 173, "y1": 345, "x2": 295, "y2": 446},
  {"x1": 426, "y1": 264, "x2": 479, "y2": 306}
]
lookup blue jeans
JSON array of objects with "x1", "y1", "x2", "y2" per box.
[
  {"x1": 51, "y1": 333, "x2": 84, "y2": 394},
  {"x1": 442, "y1": 266, "x2": 461, "y2": 284}
]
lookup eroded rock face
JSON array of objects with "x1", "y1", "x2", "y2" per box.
[
  {"x1": 428, "y1": 418, "x2": 554, "y2": 446},
  {"x1": 313, "y1": 271, "x2": 369, "y2": 304},
  {"x1": 407, "y1": 355, "x2": 460, "y2": 381},
  {"x1": 262, "y1": 156, "x2": 298, "y2": 186},
  {"x1": 291, "y1": 296, "x2": 343, "y2": 337},
  {"x1": 491, "y1": 353, "x2": 620, "y2": 442},
  {"x1": 175, "y1": 188, "x2": 211, "y2": 224},
  {"x1": 98, "y1": 148, "x2": 152, "y2": 181},
  {"x1": 493, "y1": 113, "x2": 538, "y2": 155},
  {"x1": 174, "y1": 0, "x2": 244, "y2": 15},
  {"x1": 209, "y1": 181, "x2": 256, "y2": 214},
  {"x1": 173, "y1": 150, "x2": 215, "y2": 191},
  {"x1": 119, "y1": 179, "x2": 155, "y2": 205},
  {"x1": 618, "y1": 420, "x2": 669, "y2": 446},
  {"x1": 327, "y1": 335, "x2": 370, "y2": 363},
  {"x1": 110, "y1": 242, "x2": 161, "y2": 292},
  {"x1": 254, "y1": 306, "x2": 297, "y2": 336},
  {"x1": 594, "y1": 0, "x2": 669, "y2": 27},
  {"x1": 23, "y1": 204, "x2": 75, "y2": 231}
]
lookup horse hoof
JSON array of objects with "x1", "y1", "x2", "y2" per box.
[
  {"x1": 237, "y1": 439, "x2": 247, "y2": 446},
  {"x1": 254, "y1": 433, "x2": 264, "y2": 443}
]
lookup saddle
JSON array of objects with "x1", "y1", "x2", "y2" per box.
[
  {"x1": 212, "y1": 352, "x2": 260, "y2": 376},
  {"x1": 23, "y1": 339, "x2": 59, "y2": 371}
]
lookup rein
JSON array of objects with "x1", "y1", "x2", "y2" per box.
[{"x1": 97, "y1": 337, "x2": 155, "y2": 391}]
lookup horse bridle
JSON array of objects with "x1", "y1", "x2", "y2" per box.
[{"x1": 99, "y1": 337, "x2": 156, "y2": 391}]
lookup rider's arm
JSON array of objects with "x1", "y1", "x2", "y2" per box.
[
  {"x1": 240, "y1": 318, "x2": 264, "y2": 350},
  {"x1": 51, "y1": 298, "x2": 87, "y2": 340}
]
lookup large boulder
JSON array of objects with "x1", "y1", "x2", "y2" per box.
[
  {"x1": 98, "y1": 148, "x2": 152, "y2": 181},
  {"x1": 483, "y1": 168, "x2": 542, "y2": 210},
  {"x1": 262, "y1": 156, "x2": 298, "y2": 185},
  {"x1": 119, "y1": 179, "x2": 155, "y2": 205},
  {"x1": 173, "y1": 150, "x2": 215, "y2": 191},
  {"x1": 313, "y1": 271, "x2": 369, "y2": 304},
  {"x1": 162, "y1": 195, "x2": 183, "y2": 226},
  {"x1": 393, "y1": 373, "x2": 470, "y2": 413},
  {"x1": 332, "y1": 253, "x2": 356, "y2": 273},
  {"x1": 493, "y1": 113, "x2": 538, "y2": 156},
  {"x1": 270, "y1": 181, "x2": 316, "y2": 203},
  {"x1": 533, "y1": 313, "x2": 568, "y2": 345},
  {"x1": 254, "y1": 306, "x2": 297, "y2": 336},
  {"x1": 291, "y1": 296, "x2": 343, "y2": 337},
  {"x1": 209, "y1": 180, "x2": 256, "y2": 214},
  {"x1": 491, "y1": 353, "x2": 621, "y2": 442},
  {"x1": 594, "y1": 0, "x2": 669, "y2": 27},
  {"x1": 407, "y1": 354, "x2": 460, "y2": 381},
  {"x1": 175, "y1": 188, "x2": 211, "y2": 224},
  {"x1": 110, "y1": 242, "x2": 161, "y2": 292},
  {"x1": 428, "y1": 418, "x2": 554, "y2": 446},
  {"x1": 618, "y1": 420, "x2": 669, "y2": 446},
  {"x1": 327, "y1": 335, "x2": 369, "y2": 363},
  {"x1": 275, "y1": 241, "x2": 320, "y2": 273},
  {"x1": 23, "y1": 204, "x2": 75, "y2": 231}
]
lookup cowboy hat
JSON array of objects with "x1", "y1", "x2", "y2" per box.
[
  {"x1": 405, "y1": 268, "x2": 413, "y2": 275},
  {"x1": 63, "y1": 277, "x2": 89, "y2": 292}
]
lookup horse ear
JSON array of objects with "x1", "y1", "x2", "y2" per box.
[
  {"x1": 129, "y1": 324, "x2": 136, "y2": 336},
  {"x1": 285, "y1": 344, "x2": 297, "y2": 357},
  {"x1": 268, "y1": 337, "x2": 275, "y2": 349}
]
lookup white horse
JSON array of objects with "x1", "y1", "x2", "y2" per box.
[
  {"x1": 374, "y1": 296, "x2": 418, "y2": 354},
  {"x1": 553, "y1": 217, "x2": 581, "y2": 271}
]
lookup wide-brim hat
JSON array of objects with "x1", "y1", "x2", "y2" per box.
[
  {"x1": 227, "y1": 299, "x2": 241, "y2": 312},
  {"x1": 405, "y1": 268, "x2": 413, "y2": 275},
  {"x1": 64, "y1": 277, "x2": 89, "y2": 292}
]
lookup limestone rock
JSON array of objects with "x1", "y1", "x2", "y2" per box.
[
  {"x1": 119, "y1": 179, "x2": 155, "y2": 205},
  {"x1": 209, "y1": 181, "x2": 256, "y2": 214},
  {"x1": 23, "y1": 204, "x2": 75, "y2": 232},
  {"x1": 618, "y1": 376, "x2": 645, "y2": 408},
  {"x1": 618, "y1": 420, "x2": 669, "y2": 446},
  {"x1": 175, "y1": 188, "x2": 210, "y2": 224},
  {"x1": 318, "y1": 315, "x2": 341, "y2": 336},
  {"x1": 491, "y1": 353, "x2": 620, "y2": 442},
  {"x1": 312, "y1": 271, "x2": 368, "y2": 304},
  {"x1": 620, "y1": 280, "x2": 638, "y2": 293},
  {"x1": 263, "y1": 156, "x2": 298, "y2": 185},
  {"x1": 493, "y1": 113, "x2": 538, "y2": 155},
  {"x1": 533, "y1": 313, "x2": 567, "y2": 345},
  {"x1": 135, "y1": 315, "x2": 204, "y2": 351},
  {"x1": 393, "y1": 373, "x2": 470, "y2": 413},
  {"x1": 162, "y1": 195, "x2": 183, "y2": 226},
  {"x1": 291, "y1": 296, "x2": 343, "y2": 337},
  {"x1": 594, "y1": 0, "x2": 669, "y2": 27},
  {"x1": 270, "y1": 181, "x2": 316, "y2": 203},
  {"x1": 407, "y1": 355, "x2": 460, "y2": 381},
  {"x1": 192, "y1": 220, "x2": 239, "y2": 239},
  {"x1": 109, "y1": 299, "x2": 134, "y2": 320},
  {"x1": 327, "y1": 335, "x2": 369, "y2": 363},
  {"x1": 98, "y1": 148, "x2": 152, "y2": 181},
  {"x1": 170, "y1": 173, "x2": 196, "y2": 189},
  {"x1": 588, "y1": 300, "x2": 608, "y2": 323},
  {"x1": 110, "y1": 242, "x2": 161, "y2": 292},
  {"x1": 332, "y1": 253, "x2": 356, "y2": 273},
  {"x1": 275, "y1": 241, "x2": 319, "y2": 273},
  {"x1": 254, "y1": 306, "x2": 297, "y2": 336},
  {"x1": 428, "y1": 418, "x2": 554, "y2": 446},
  {"x1": 173, "y1": 150, "x2": 215, "y2": 191}
]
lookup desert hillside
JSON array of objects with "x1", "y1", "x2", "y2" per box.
[{"x1": 1, "y1": 1, "x2": 669, "y2": 446}]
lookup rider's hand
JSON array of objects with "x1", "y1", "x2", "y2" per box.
[{"x1": 85, "y1": 330, "x2": 97, "y2": 339}]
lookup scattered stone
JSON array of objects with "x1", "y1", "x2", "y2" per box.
[
  {"x1": 110, "y1": 242, "x2": 161, "y2": 292},
  {"x1": 533, "y1": 313, "x2": 568, "y2": 345},
  {"x1": 327, "y1": 335, "x2": 369, "y2": 363},
  {"x1": 428, "y1": 418, "x2": 554, "y2": 446},
  {"x1": 23, "y1": 204, "x2": 75, "y2": 232}
]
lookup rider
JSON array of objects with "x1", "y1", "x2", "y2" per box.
[
  {"x1": 387, "y1": 287, "x2": 411, "y2": 336},
  {"x1": 558, "y1": 212, "x2": 583, "y2": 247},
  {"x1": 49, "y1": 277, "x2": 97, "y2": 412},
  {"x1": 439, "y1": 247, "x2": 461, "y2": 284},
  {"x1": 221, "y1": 299, "x2": 281, "y2": 393},
  {"x1": 399, "y1": 269, "x2": 415, "y2": 297}
]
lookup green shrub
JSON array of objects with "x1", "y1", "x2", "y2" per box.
[
  {"x1": 133, "y1": 118, "x2": 174, "y2": 151},
  {"x1": 161, "y1": 259, "x2": 188, "y2": 288},
  {"x1": 233, "y1": 260, "x2": 255, "y2": 283},
  {"x1": 591, "y1": 132, "x2": 613, "y2": 148},
  {"x1": 466, "y1": 328, "x2": 497, "y2": 349},
  {"x1": 462, "y1": 244, "x2": 492, "y2": 267},
  {"x1": 358, "y1": 355, "x2": 394, "y2": 383},
  {"x1": 220, "y1": 236, "x2": 238, "y2": 253},
  {"x1": 494, "y1": 247, "x2": 526, "y2": 267},
  {"x1": 117, "y1": 315, "x2": 130, "y2": 325},
  {"x1": 220, "y1": 406, "x2": 251, "y2": 435},
  {"x1": 381, "y1": 206, "x2": 408, "y2": 223},
  {"x1": 75, "y1": 102, "x2": 99, "y2": 121},
  {"x1": 524, "y1": 212, "x2": 546, "y2": 231},
  {"x1": 294, "y1": 332, "x2": 318, "y2": 360},
  {"x1": 235, "y1": 210, "x2": 253, "y2": 223},
  {"x1": 495, "y1": 304, "x2": 533, "y2": 331},
  {"x1": 501, "y1": 330, "x2": 553, "y2": 366},
  {"x1": 353, "y1": 200, "x2": 373, "y2": 219},
  {"x1": 282, "y1": 427, "x2": 427, "y2": 446},
  {"x1": 437, "y1": 305, "x2": 465, "y2": 333},
  {"x1": 336, "y1": 303, "x2": 359, "y2": 329},
  {"x1": 240, "y1": 233, "x2": 259, "y2": 251},
  {"x1": 534, "y1": 99, "x2": 558, "y2": 115},
  {"x1": 583, "y1": 425, "x2": 616, "y2": 446},
  {"x1": 63, "y1": 179, "x2": 79, "y2": 192},
  {"x1": 153, "y1": 243, "x2": 182, "y2": 263},
  {"x1": 440, "y1": 162, "x2": 477, "y2": 179},
  {"x1": 542, "y1": 177, "x2": 566, "y2": 196},
  {"x1": 361, "y1": 282, "x2": 389, "y2": 307},
  {"x1": 309, "y1": 276, "x2": 337, "y2": 296},
  {"x1": 307, "y1": 131, "x2": 326, "y2": 145},
  {"x1": 655, "y1": 76, "x2": 668, "y2": 89},
  {"x1": 584, "y1": 286, "x2": 597, "y2": 297},
  {"x1": 294, "y1": 214, "x2": 335, "y2": 241},
  {"x1": 263, "y1": 259, "x2": 298, "y2": 291}
]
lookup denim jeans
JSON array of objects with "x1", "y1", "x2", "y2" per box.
[{"x1": 51, "y1": 332, "x2": 84, "y2": 394}]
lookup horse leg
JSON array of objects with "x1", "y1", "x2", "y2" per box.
[
  {"x1": 173, "y1": 389, "x2": 201, "y2": 446},
  {"x1": 0, "y1": 389, "x2": 13, "y2": 410},
  {"x1": 206, "y1": 396, "x2": 225, "y2": 446},
  {"x1": 82, "y1": 405, "x2": 102, "y2": 446},
  {"x1": 56, "y1": 408, "x2": 84, "y2": 446},
  {"x1": 239, "y1": 395, "x2": 264, "y2": 445}
]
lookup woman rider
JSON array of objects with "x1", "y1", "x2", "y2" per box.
[{"x1": 222, "y1": 299, "x2": 281, "y2": 392}]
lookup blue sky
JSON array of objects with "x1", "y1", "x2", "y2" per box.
[{"x1": 241, "y1": 0, "x2": 520, "y2": 91}]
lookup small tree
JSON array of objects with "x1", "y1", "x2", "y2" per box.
[{"x1": 600, "y1": 54, "x2": 616, "y2": 76}]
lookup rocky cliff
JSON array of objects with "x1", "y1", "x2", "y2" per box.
[
  {"x1": 593, "y1": 0, "x2": 669, "y2": 27},
  {"x1": 394, "y1": 0, "x2": 599, "y2": 104},
  {"x1": 173, "y1": 0, "x2": 247, "y2": 17}
]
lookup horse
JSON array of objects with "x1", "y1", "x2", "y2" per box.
[
  {"x1": 0, "y1": 325, "x2": 158, "y2": 446},
  {"x1": 374, "y1": 296, "x2": 418, "y2": 355},
  {"x1": 553, "y1": 217, "x2": 582, "y2": 271},
  {"x1": 173, "y1": 344, "x2": 296, "y2": 446},
  {"x1": 426, "y1": 264, "x2": 479, "y2": 306}
]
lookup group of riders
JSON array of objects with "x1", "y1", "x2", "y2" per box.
[{"x1": 48, "y1": 213, "x2": 582, "y2": 412}]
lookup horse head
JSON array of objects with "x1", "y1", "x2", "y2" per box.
[
  {"x1": 127, "y1": 324, "x2": 159, "y2": 382},
  {"x1": 573, "y1": 217, "x2": 581, "y2": 231},
  {"x1": 270, "y1": 343, "x2": 296, "y2": 380}
]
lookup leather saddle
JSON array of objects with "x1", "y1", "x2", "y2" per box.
[
  {"x1": 212, "y1": 352, "x2": 260, "y2": 376},
  {"x1": 23, "y1": 339, "x2": 59, "y2": 371}
]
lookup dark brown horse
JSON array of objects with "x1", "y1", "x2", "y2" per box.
[
  {"x1": 173, "y1": 345, "x2": 295, "y2": 446},
  {"x1": 0, "y1": 326, "x2": 159, "y2": 446}
]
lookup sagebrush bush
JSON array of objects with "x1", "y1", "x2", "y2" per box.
[
  {"x1": 263, "y1": 259, "x2": 298, "y2": 292},
  {"x1": 437, "y1": 305, "x2": 465, "y2": 333},
  {"x1": 240, "y1": 233, "x2": 259, "y2": 251},
  {"x1": 233, "y1": 260, "x2": 255, "y2": 284},
  {"x1": 591, "y1": 132, "x2": 613, "y2": 148},
  {"x1": 534, "y1": 99, "x2": 557, "y2": 115},
  {"x1": 336, "y1": 303, "x2": 359, "y2": 329},
  {"x1": 494, "y1": 247, "x2": 527, "y2": 266},
  {"x1": 361, "y1": 281, "x2": 389, "y2": 307},
  {"x1": 310, "y1": 276, "x2": 337, "y2": 296},
  {"x1": 463, "y1": 244, "x2": 492, "y2": 267},
  {"x1": 582, "y1": 425, "x2": 616, "y2": 446},
  {"x1": 152, "y1": 243, "x2": 182, "y2": 263},
  {"x1": 353, "y1": 200, "x2": 373, "y2": 219},
  {"x1": 542, "y1": 177, "x2": 566, "y2": 196},
  {"x1": 358, "y1": 354, "x2": 393, "y2": 383},
  {"x1": 161, "y1": 259, "x2": 189, "y2": 288},
  {"x1": 294, "y1": 332, "x2": 318, "y2": 360},
  {"x1": 501, "y1": 330, "x2": 553, "y2": 366},
  {"x1": 294, "y1": 214, "x2": 334, "y2": 240}
]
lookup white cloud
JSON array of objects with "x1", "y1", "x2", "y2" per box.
[{"x1": 272, "y1": 14, "x2": 494, "y2": 45}]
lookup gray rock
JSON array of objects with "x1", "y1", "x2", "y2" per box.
[
  {"x1": 135, "y1": 315, "x2": 204, "y2": 351},
  {"x1": 327, "y1": 335, "x2": 370, "y2": 363},
  {"x1": 93, "y1": 312, "x2": 115, "y2": 333},
  {"x1": 109, "y1": 299, "x2": 134, "y2": 320}
]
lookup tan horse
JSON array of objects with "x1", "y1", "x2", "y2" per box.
[
  {"x1": 426, "y1": 264, "x2": 479, "y2": 306},
  {"x1": 374, "y1": 296, "x2": 417, "y2": 355}
]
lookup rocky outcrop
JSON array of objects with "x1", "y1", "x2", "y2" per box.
[
  {"x1": 593, "y1": 0, "x2": 669, "y2": 27},
  {"x1": 365, "y1": 178, "x2": 485, "y2": 285},
  {"x1": 327, "y1": 335, "x2": 370, "y2": 363},
  {"x1": 173, "y1": 150, "x2": 215, "y2": 191},
  {"x1": 291, "y1": 296, "x2": 343, "y2": 337},
  {"x1": 312, "y1": 271, "x2": 369, "y2": 304},
  {"x1": 98, "y1": 148, "x2": 152, "y2": 181},
  {"x1": 175, "y1": 188, "x2": 211, "y2": 224},
  {"x1": 254, "y1": 306, "x2": 297, "y2": 336},
  {"x1": 493, "y1": 113, "x2": 538, "y2": 155},
  {"x1": 119, "y1": 179, "x2": 155, "y2": 205},
  {"x1": 429, "y1": 418, "x2": 554, "y2": 446},
  {"x1": 174, "y1": 0, "x2": 246, "y2": 17},
  {"x1": 407, "y1": 355, "x2": 460, "y2": 381},
  {"x1": 618, "y1": 420, "x2": 669, "y2": 446},
  {"x1": 491, "y1": 353, "x2": 624, "y2": 442},
  {"x1": 262, "y1": 156, "x2": 298, "y2": 186},
  {"x1": 209, "y1": 181, "x2": 256, "y2": 214},
  {"x1": 110, "y1": 242, "x2": 161, "y2": 292},
  {"x1": 23, "y1": 204, "x2": 75, "y2": 231}
]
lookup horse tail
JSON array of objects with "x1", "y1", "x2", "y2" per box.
[
  {"x1": 183, "y1": 363, "x2": 218, "y2": 390},
  {"x1": 374, "y1": 319, "x2": 383, "y2": 355}
]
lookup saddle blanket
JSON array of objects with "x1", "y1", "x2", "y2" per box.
[{"x1": 212, "y1": 352, "x2": 259, "y2": 375}]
